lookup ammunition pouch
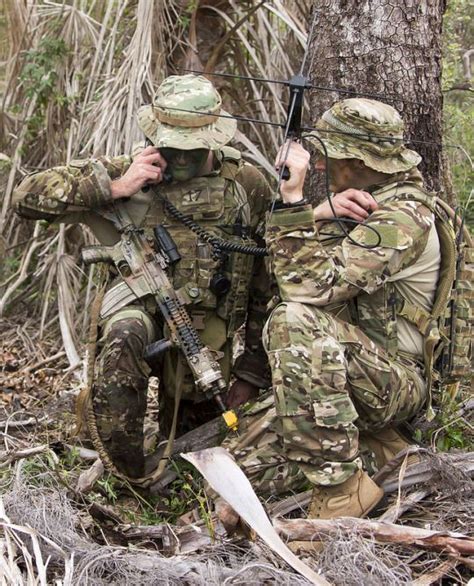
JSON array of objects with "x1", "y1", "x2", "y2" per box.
[{"x1": 100, "y1": 280, "x2": 141, "y2": 319}]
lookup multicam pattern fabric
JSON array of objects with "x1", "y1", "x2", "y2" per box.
[
  {"x1": 137, "y1": 75, "x2": 237, "y2": 150},
  {"x1": 306, "y1": 98, "x2": 421, "y2": 173},
  {"x1": 93, "y1": 314, "x2": 152, "y2": 478},
  {"x1": 13, "y1": 146, "x2": 272, "y2": 476},
  {"x1": 14, "y1": 156, "x2": 131, "y2": 221},
  {"x1": 224, "y1": 168, "x2": 436, "y2": 490},
  {"x1": 266, "y1": 173, "x2": 434, "y2": 355},
  {"x1": 223, "y1": 302, "x2": 425, "y2": 494}
]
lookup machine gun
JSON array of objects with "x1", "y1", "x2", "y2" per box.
[{"x1": 81, "y1": 201, "x2": 238, "y2": 431}]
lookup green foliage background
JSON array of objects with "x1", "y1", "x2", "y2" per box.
[{"x1": 443, "y1": 0, "x2": 473, "y2": 226}]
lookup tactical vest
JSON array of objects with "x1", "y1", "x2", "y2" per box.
[{"x1": 100, "y1": 147, "x2": 258, "y2": 339}]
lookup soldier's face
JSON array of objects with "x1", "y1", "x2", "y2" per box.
[
  {"x1": 160, "y1": 147, "x2": 210, "y2": 182},
  {"x1": 315, "y1": 156, "x2": 365, "y2": 193}
]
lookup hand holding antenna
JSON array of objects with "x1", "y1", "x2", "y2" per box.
[{"x1": 275, "y1": 141, "x2": 310, "y2": 203}]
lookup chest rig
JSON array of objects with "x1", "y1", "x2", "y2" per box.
[{"x1": 137, "y1": 149, "x2": 257, "y2": 337}]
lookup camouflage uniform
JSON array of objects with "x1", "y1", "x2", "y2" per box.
[
  {"x1": 224, "y1": 99, "x2": 438, "y2": 495},
  {"x1": 13, "y1": 75, "x2": 272, "y2": 478}
]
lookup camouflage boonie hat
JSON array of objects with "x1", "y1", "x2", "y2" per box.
[
  {"x1": 137, "y1": 75, "x2": 236, "y2": 150},
  {"x1": 306, "y1": 98, "x2": 421, "y2": 173}
]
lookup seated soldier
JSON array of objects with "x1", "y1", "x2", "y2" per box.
[
  {"x1": 223, "y1": 98, "x2": 440, "y2": 519},
  {"x1": 13, "y1": 75, "x2": 271, "y2": 480}
]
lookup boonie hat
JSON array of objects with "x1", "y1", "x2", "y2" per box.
[
  {"x1": 137, "y1": 75, "x2": 236, "y2": 150},
  {"x1": 306, "y1": 98, "x2": 421, "y2": 173}
]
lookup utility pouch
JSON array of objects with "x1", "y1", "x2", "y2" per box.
[{"x1": 216, "y1": 238, "x2": 256, "y2": 336}]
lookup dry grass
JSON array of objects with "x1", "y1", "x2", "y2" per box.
[{"x1": 0, "y1": 3, "x2": 472, "y2": 585}]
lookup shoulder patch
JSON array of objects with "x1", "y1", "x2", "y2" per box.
[{"x1": 351, "y1": 222, "x2": 412, "y2": 249}]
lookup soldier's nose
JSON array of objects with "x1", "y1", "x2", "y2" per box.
[{"x1": 175, "y1": 153, "x2": 187, "y2": 165}]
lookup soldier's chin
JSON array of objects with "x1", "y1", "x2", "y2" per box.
[{"x1": 170, "y1": 168, "x2": 196, "y2": 182}]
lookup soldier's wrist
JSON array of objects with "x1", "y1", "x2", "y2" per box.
[
  {"x1": 273, "y1": 197, "x2": 309, "y2": 210},
  {"x1": 110, "y1": 179, "x2": 129, "y2": 199}
]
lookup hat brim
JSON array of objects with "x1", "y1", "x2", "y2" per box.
[
  {"x1": 137, "y1": 105, "x2": 236, "y2": 150},
  {"x1": 306, "y1": 131, "x2": 421, "y2": 174}
]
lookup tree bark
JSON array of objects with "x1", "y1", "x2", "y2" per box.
[{"x1": 308, "y1": 0, "x2": 447, "y2": 196}]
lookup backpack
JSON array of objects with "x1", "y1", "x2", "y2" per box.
[{"x1": 395, "y1": 194, "x2": 473, "y2": 419}]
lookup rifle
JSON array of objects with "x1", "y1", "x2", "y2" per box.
[{"x1": 81, "y1": 201, "x2": 238, "y2": 431}]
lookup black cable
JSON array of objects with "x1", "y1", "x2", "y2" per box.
[
  {"x1": 181, "y1": 69, "x2": 424, "y2": 106},
  {"x1": 156, "y1": 192, "x2": 268, "y2": 257},
  {"x1": 147, "y1": 103, "x2": 462, "y2": 150},
  {"x1": 265, "y1": 9, "x2": 382, "y2": 250}
]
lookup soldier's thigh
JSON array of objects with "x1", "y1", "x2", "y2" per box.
[
  {"x1": 264, "y1": 302, "x2": 335, "y2": 352},
  {"x1": 265, "y1": 302, "x2": 426, "y2": 428},
  {"x1": 344, "y1": 332, "x2": 426, "y2": 428}
]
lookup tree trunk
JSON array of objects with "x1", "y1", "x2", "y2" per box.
[{"x1": 308, "y1": 0, "x2": 447, "y2": 197}]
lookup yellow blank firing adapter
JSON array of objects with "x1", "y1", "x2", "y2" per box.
[{"x1": 222, "y1": 409, "x2": 239, "y2": 432}]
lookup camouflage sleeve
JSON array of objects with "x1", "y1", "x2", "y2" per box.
[
  {"x1": 232, "y1": 163, "x2": 274, "y2": 389},
  {"x1": 235, "y1": 162, "x2": 273, "y2": 231},
  {"x1": 12, "y1": 155, "x2": 131, "y2": 221},
  {"x1": 265, "y1": 199, "x2": 432, "y2": 305}
]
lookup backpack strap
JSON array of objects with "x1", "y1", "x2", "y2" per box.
[{"x1": 377, "y1": 188, "x2": 457, "y2": 419}]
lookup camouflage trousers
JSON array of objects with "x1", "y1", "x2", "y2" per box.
[
  {"x1": 92, "y1": 311, "x2": 152, "y2": 477},
  {"x1": 223, "y1": 302, "x2": 426, "y2": 495},
  {"x1": 92, "y1": 306, "x2": 232, "y2": 478}
]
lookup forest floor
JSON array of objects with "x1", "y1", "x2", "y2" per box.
[{"x1": 1, "y1": 314, "x2": 473, "y2": 585}]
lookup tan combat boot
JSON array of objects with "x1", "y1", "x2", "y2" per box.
[
  {"x1": 308, "y1": 469, "x2": 384, "y2": 519},
  {"x1": 361, "y1": 427, "x2": 420, "y2": 470}
]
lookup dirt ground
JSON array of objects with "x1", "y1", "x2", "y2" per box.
[{"x1": 1, "y1": 315, "x2": 473, "y2": 585}]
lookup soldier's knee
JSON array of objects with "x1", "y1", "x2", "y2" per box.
[
  {"x1": 98, "y1": 316, "x2": 152, "y2": 382},
  {"x1": 102, "y1": 307, "x2": 156, "y2": 345},
  {"x1": 264, "y1": 302, "x2": 331, "y2": 352},
  {"x1": 105, "y1": 317, "x2": 148, "y2": 343}
]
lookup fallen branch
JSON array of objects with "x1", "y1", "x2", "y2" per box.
[
  {"x1": 63, "y1": 444, "x2": 99, "y2": 460},
  {"x1": 412, "y1": 558, "x2": 460, "y2": 585},
  {"x1": 148, "y1": 417, "x2": 224, "y2": 491},
  {"x1": 0, "y1": 417, "x2": 47, "y2": 429},
  {"x1": 24, "y1": 351, "x2": 66, "y2": 373},
  {"x1": 119, "y1": 519, "x2": 228, "y2": 555},
  {"x1": 270, "y1": 451, "x2": 474, "y2": 518},
  {"x1": 379, "y1": 451, "x2": 474, "y2": 493},
  {"x1": 274, "y1": 517, "x2": 474, "y2": 556},
  {"x1": 0, "y1": 445, "x2": 49, "y2": 469},
  {"x1": 379, "y1": 488, "x2": 430, "y2": 524},
  {"x1": 76, "y1": 459, "x2": 104, "y2": 493}
]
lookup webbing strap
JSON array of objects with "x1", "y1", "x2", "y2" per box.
[
  {"x1": 75, "y1": 267, "x2": 109, "y2": 436},
  {"x1": 397, "y1": 300, "x2": 433, "y2": 336},
  {"x1": 139, "y1": 366, "x2": 185, "y2": 486},
  {"x1": 378, "y1": 190, "x2": 448, "y2": 421},
  {"x1": 423, "y1": 325, "x2": 441, "y2": 421}
]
